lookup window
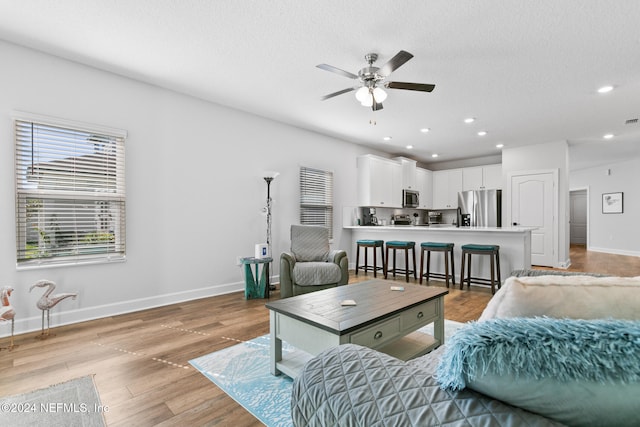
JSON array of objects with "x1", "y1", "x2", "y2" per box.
[
  {"x1": 14, "y1": 113, "x2": 126, "y2": 267},
  {"x1": 299, "y1": 166, "x2": 334, "y2": 237}
]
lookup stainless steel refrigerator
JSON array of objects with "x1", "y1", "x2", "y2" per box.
[{"x1": 458, "y1": 189, "x2": 502, "y2": 227}]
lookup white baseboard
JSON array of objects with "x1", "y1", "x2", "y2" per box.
[
  {"x1": 588, "y1": 247, "x2": 640, "y2": 258},
  {"x1": 3, "y1": 280, "x2": 248, "y2": 337}
]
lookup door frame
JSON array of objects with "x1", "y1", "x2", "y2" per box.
[
  {"x1": 569, "y1": 186, "x2": 589, "y2": 249},
  {"x1": 506, "y1": 169, "x2": 559, "y2": 267}
]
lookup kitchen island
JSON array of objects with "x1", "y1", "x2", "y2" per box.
[{"x1": 344, "y1": 225, "x2": 532, "y2": 286}]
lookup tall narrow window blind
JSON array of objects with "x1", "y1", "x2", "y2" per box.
[
  {"x1": 14, "y1": 114, "x2": 126, "y2": 267},
  {"x1": 299, "y1": 166, "x2": 334, "y2": 237}
]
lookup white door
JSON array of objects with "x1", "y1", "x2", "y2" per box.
[
  {"x1": 510, "y1": 171, "x2": 556, "y2": 267},
  {"x1": 570, "y1": 190, "x2": 587, "y2": 245}
]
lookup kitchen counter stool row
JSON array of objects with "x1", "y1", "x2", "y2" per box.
[{"x1": 355, "y1": 239, "x2": 501, "y2": 294}]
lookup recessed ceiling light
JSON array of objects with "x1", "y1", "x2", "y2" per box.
[
  {"x1": 464, "y1": 118, "x2": 475, "y2": 124},
  {"x1": 406, "y1": 145, "x2": 413, "y2": 149},
  {"x1": 597, "y1": 85, "x2": 614, "y2": 94},
  {"x1": 603, "y1": 134, "x2": 614, "y2": 139},
  {"x1": 477, "y1": 131, "x2": 487, "y2": 136},
  {"x1": 383, "y1": 136, "x2": 392, "y2": 141},
  {"x1": 420, "y1": 128, "x2": 430, "y2": 133},
  {"x1": 431, "y1": 153, "x2": 438, "y2": 158},
  {"x1": 496, "y1": 144, "x2": 504, "y2": 148}
]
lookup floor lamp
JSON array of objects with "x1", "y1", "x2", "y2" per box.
[
  {"x1": 263, "y1": 171, "x2": 279, "y2": 257},
  {"x1": 263, "y1": 172, "x2": 278, "y2": 291}
]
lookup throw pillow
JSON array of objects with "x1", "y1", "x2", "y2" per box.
[
  {"x1": 479, "y1": 275, "x2": 640, "y2": 320},
  {"x1": 436, "y1": 317, "x2": 640, "y2": 427}
]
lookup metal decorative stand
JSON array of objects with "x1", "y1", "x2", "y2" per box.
[
  {"x1": 1, "y1": 286, "x2": 16, "y2": 351},
  {"x1": 29, "y1": 280, "x2": 77, "y2": 339}
]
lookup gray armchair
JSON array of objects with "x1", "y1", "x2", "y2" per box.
[{"x1": 279, "y1": 225, "x2": 348, "y2": 298}]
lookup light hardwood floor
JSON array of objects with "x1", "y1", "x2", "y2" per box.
[{"x1": 1, "y1": 245, "x2": 639, "y2": 426}]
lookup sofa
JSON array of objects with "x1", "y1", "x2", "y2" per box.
[{"x1": 291, "y1": 271, "x2": 640, "y2": 426}]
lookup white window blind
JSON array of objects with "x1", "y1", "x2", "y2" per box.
[
  {"x1": 14, "y1": 114, "x2": 126, "y2": 267},
  {"x1": 299, "y1": 166, "x2": 334, "y2": 237}
]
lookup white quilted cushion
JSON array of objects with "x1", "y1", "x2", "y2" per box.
[{"x1": 479, "y1": 275, "x2": 640, "y2": 321}]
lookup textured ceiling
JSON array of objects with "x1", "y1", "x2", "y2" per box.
[{"x1": 1, "y1": 0, "x2": 639, "y2": 170}]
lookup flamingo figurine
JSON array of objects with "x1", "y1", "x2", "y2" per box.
[
  {"x1": 1, "y1": 286, "x2": 16, "y2": 350},
  {"x1": 29, "y1": 280, "x2": 78, "y2": 339}
]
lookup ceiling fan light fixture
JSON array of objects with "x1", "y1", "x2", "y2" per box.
[
  {"x1": 372, "y1": 87, "x2": 387, "y2": 103},
  {"x1": 355, "y1": 87, "x2": 369, "y2": 103}
]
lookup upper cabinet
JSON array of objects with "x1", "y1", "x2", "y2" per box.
[
  {"x1": 357, "y1": 155, "x2": 402, "y2": 207},
  {"x1": 415, "y1": 167, "x2": 433, "y2": 209},
  {"x1": 432, "y1": 169, "x2": 463, "y2": 209},
  {"x1": 462, "y1": 164, "x2": 502, "y2": 191},
  {"x1": 393, "y1": 157, "x2": 417, "y2": 190}
]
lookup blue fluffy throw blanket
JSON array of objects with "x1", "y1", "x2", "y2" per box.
[{"x1": 436, "y1": 317, "x2": 640, "y2": 391}]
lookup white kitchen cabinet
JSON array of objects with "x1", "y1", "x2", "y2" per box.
[
  {"x1": 432, "y1": 169, "x2": 462, "y2": 209},
  {"x1": 415, "y1": 167, "x2": 433, "y2": 209},
  {"x1": 394, "y1": 157, "x2": 417, "y2": 190},
  {"x1": 357, "y1": 155, "x2": 402, "y2": 207},
  {"x1": 462, "y1": 164, "x2": 502, "y2": 191},
  {"x1": 482, "y1": 164, "x2": 502, "y2": 189}
]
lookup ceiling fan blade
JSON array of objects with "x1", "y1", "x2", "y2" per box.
[
  {"x1": 385, "y1": 81, "x2": 436, "y2": 92},
  {"x1": 371, "y1": 90, "x2": 383, "y2": 111},
  {"x1": 316, "y1": 64, "x2": 359, "y2": 79},
  {"x1": 321, "y1": 87, "x2": 357, "y2": 101},
  {"x1": 379, "y1": 50, "x2": 414, "y2": 76}
]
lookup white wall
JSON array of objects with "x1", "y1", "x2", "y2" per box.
[
  {"x1": 570, "y1": 158, "x2": 640, "y2": 256},
  {"x1": 0, "y1": 40, "x2": 372, "y2": 335},
  {"x1": 501, "y1": 140, "x2": 571, "y2": 267}
]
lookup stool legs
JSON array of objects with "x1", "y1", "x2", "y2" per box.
[
  {"x1": 420, "y1": 247, "x2": 455, "y2": 287},
  {"x1": 356, "y1": 244, "x2": 385, "y2": 277},
  {"x1": 384, "y1": 246, "x2": 416, "y2": 282},
  {"x1": 460, "y1": 249, "x2": 501, "y2": 294}
]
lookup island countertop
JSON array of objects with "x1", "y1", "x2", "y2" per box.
[
  {"x1": 344, "y1": 225, "x2": 534, "y2": 233},
  {"x1": 343, "y1": 225, "x2": 532, "y2": 284}
]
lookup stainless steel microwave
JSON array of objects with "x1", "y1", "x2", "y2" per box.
[{"x1": 403, "y1": 189, "x2": 419, "y2": 208}]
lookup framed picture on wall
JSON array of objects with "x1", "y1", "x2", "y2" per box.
[{"x1": 602, "y1": 192, "x2": 623, "y2": 214}]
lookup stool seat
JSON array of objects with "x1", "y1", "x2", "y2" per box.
[
  {"x1": 384, "y1": 241, "x2": 416, "y2": 282},
  {"x1": 461, "y1": 244, "x2": 499, "y2": 252},
  {"x1": 355, "y1": 240, "x2": 385, "y2": 278},
  {"x1": 419, "y1": 242, "x2": 455, "y2": 287},
  {"x1": 356, "y1": 239, "x2": 384, "y2": 246},
  {"x1": 421, "y1": 242, "x2": 454, "y2": 249},
  {"x1": 386, "y1": 241, "x2": 415, "y2": 248}
]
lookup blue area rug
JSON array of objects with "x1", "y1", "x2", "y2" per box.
[{"x1": 190, "y1": 320, "x2": 463, "y2": 427}]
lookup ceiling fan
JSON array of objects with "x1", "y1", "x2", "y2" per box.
[{"x1": 317, "y1": 50, "x2": 435, "y2": 111}]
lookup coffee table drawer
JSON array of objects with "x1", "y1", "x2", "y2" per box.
[
  {"x1": 401, "y1": 300, "x2": 438, "y2": 329},
  {"x1": 350, "y1": 316, "x2": 401, "y2": 348}
]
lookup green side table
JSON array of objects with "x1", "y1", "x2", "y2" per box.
[{"x1": 240, "y1": 257, "x2": 272, "y2": 299}]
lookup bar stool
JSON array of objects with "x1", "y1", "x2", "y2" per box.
[
  {"x1": 419, "y1": 242, "x2": 455, "y2": 287},
  {"x1": 460, "y1": 244, "x2": 501, "y2": 294},
  {"x1": 384, "y1": 241, "x2": 416, "y2": 282},
  {"x1": 355, "y1": 240, "x2": 385, "y2": 277}
]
